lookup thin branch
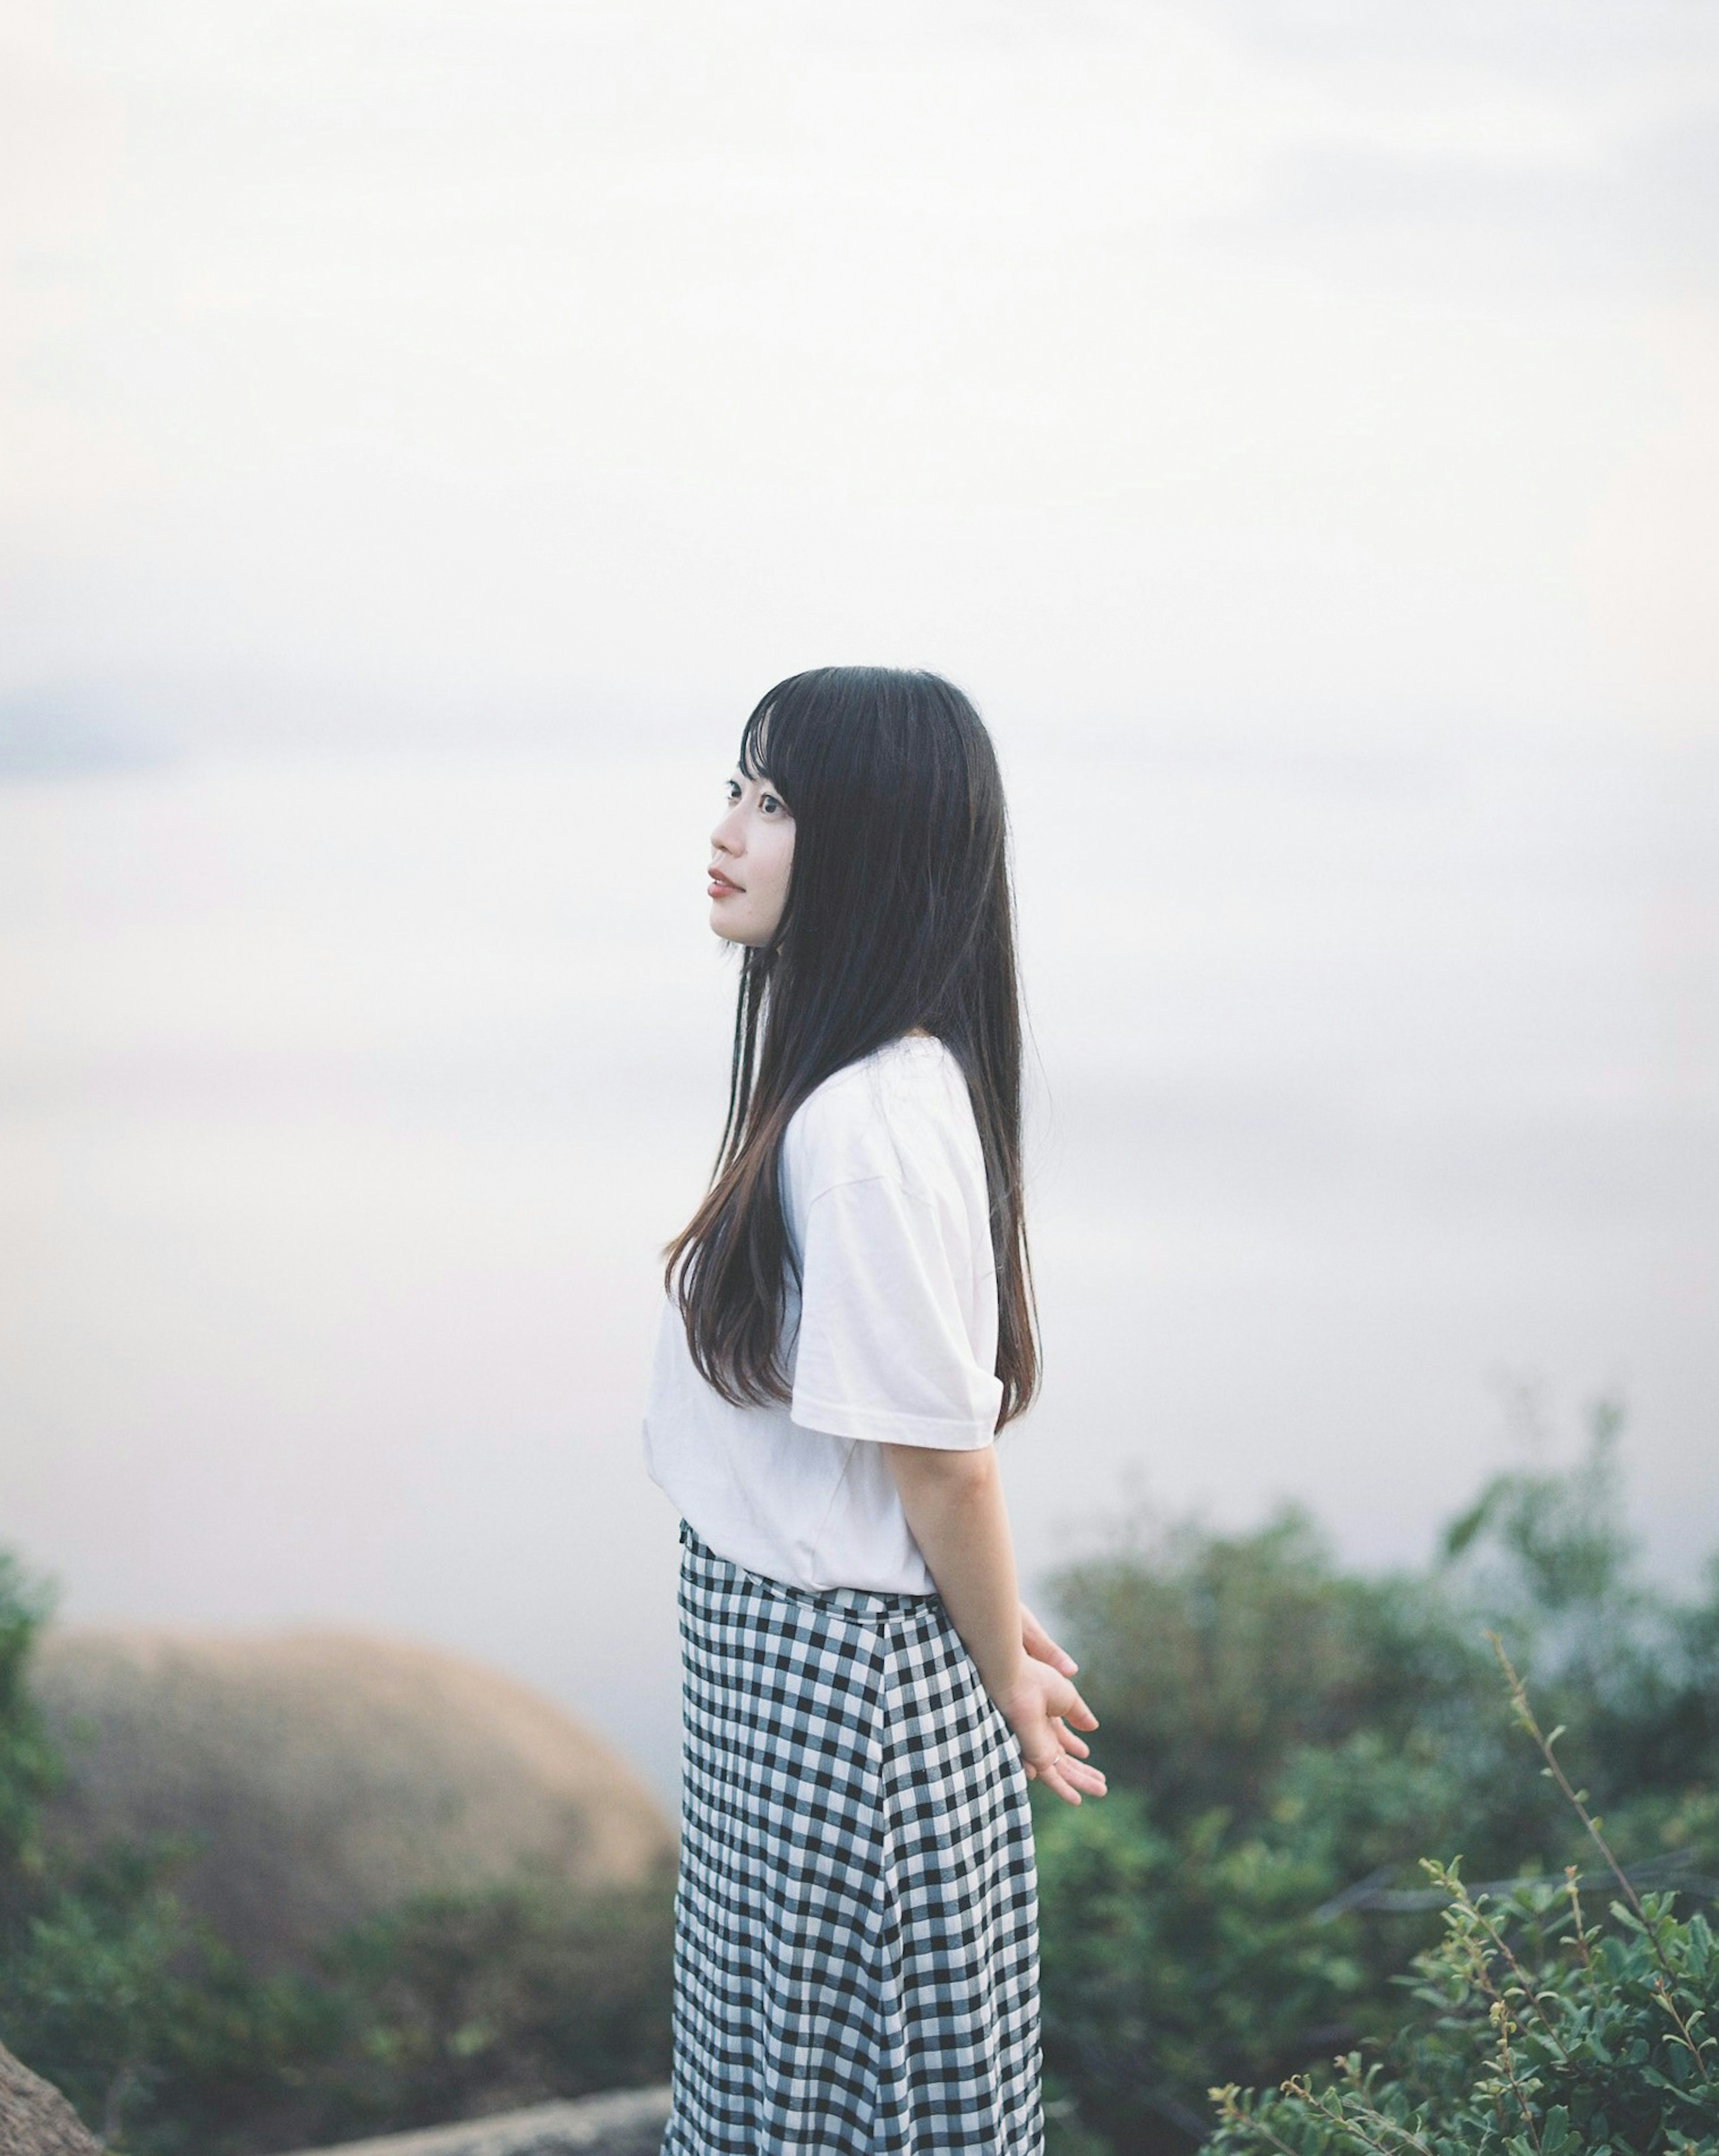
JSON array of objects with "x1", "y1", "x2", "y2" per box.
[
  {"x1": 1316, "y1": 1849, "x2": 1716, "y2": 1920},
  {"x1": 1561, "y1": 1865, "x2": 1595, "y2": 1978},
  {"x1": 1487, "y1": 1634, "x2": 1717, "y2": 2086},
  {"x1": 1494, "y1": 2005, "x2": 1545, "y2": 2154}
]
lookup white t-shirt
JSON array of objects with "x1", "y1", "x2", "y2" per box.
[{"x1": 641, "y1": 1033, "x2": 1005, "y2": 1594}]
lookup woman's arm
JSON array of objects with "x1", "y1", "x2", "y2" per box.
[{"x1": 880, "y1": 1442, "x2": 1106, "y2": 1806}]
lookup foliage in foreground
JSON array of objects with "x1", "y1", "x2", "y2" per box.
[
  {"x1": 0, "y1": 1547, "x2": 673, "y2": 2154},
  {"x1": 1035, "y1": 1409, "x2": 1719, "y2": 2153},
  {"x1": 1209, "y1": 1646, "x2": 1719, "y2": 2156},
  {"x1": 4, "y1": 1405, "x2": 1716, "y2": 2155},
  {"x1": 0, "y1": 1853, "x2": 674, "y2": 2155}
]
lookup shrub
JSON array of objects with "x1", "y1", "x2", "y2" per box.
[
  {"x1": 1037, "y1": 1792, "x2": 1368, "y2": 2148},
  {"x1": 304, "y1": 1861, "x2": 676, "y2": 2146},
  {"x1": 0, "y1": 1551, "x2": 58, "y2": 1902},
  {"x1": 1036, "y1": 1411, "x2": 1719, "y2": 2152},
  {"x1": 1209, "y1": 1645, "x2": 1719, "y2": 2156},
  {"x1": 0, "y1": 1551, "x2": 673, "y2": 2153},
  {"x1": 6, "y1": 1408, "x2": 1715, "y2": 2154}
]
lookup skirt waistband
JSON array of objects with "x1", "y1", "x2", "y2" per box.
[{"x1": 678, "y1": 1518, "x2": 942, "y2": 1618}]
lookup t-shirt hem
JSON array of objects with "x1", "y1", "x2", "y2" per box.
[{"x1": 789, "y1": 1393, "x2": 997, "y2": 1450}]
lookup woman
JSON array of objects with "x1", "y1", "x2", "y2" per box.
[{"x1": 642, "y1": 666, "x2": 1105, "y2": 2156}]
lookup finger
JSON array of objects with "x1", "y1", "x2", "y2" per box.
[
  {"x1": 1061, "y1": 1686, "x2": 1099, "y2": 1732},
  {"x1": 1037, "y1": 1755, "x2": 1083, "y2": 1805},
  {"x1": 1033, "y1": 1723, "x2": 1107, "y2": 1797},
  {"x1": 1026, "y1": 1735, "x2": 1103, "y2": 1805},
  {"x1": 1020, "y1": 1604, "x2": 1078, "y2": 1674},
  {"x1": 1019, "y1": 1603, "x2": 1077, "y2": 1673},
  {"x1": 1018, "y1": 1613, "x2": 1074, "y2": 1673},
  {"x1": 1043, "y1": 1742, "x2": 1106, "y2": 1796}
]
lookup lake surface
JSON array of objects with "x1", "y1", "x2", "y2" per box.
[{"x1": 3, "y1": 735, "x2": 1714, "y2": 1798}]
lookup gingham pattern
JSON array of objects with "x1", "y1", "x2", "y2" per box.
[{"x1": 663, "y1": 1519, "x2": 1043, "y2": 2156}]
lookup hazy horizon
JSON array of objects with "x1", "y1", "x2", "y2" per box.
[{"x1": 6, "y1": 728, "x2": 1714, "y2": 1801}]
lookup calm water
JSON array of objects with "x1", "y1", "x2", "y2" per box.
[{"x1": 3, "y1": 736, "x2": 1715, "y2": 1798}]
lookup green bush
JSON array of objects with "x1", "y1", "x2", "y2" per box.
[
  {"x1": 5, "y1": 1407, "x2": 1714, "y2": 2155},
  {"x1": 1, "y1": 1846, "x2": 676, "y2": 2155},
  {"x1": 0, "y1": 1552, "x2": 58, "y2": 1905},
  {"x1": 1, "y1": 1852, "x2": 346, "y2": 2152},
  {"x1": 0, "y1": 1553, "x2": 673, "y2": 2153},
  {"x1": 1209, "y1": 1648, "x2": 1719, "y2": 2155},
  {"x1": 1036, "y1": 1410, "x2": 1719, "y2": 2152},
  {"x1": 1038, "y1": 1792, "x2": 1368, "y2": 2146},
  {"x1": 305, "y1": 1861, "x2": 675, "y2": 2146}
]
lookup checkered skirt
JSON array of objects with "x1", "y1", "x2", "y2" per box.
[{"x1": 663, "y1": 1519, "x2": 1042, "y2": 2156}]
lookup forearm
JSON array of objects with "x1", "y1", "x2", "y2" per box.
[{"x1": 879, "y1": 1442, "x2": 1027, "y2": 1707}]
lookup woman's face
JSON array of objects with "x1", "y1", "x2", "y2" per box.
[{"x1": 708, "y1": 766, "x2": 795, "y2": 946}]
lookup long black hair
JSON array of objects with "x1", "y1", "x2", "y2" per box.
[{"x1": 661, "y1": 665, "x2": 1040, "y2": 1428}]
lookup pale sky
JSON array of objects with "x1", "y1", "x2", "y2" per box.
[{"x1": 4, "y1": 0, "x2": 1717, "y2": 752}]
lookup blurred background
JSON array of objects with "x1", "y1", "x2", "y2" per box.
[
  {"x1": 6, "y1": 7, "x2": 1719, "y2": 2152},
  {"x1": 4, "y1": 0, "x2": 1716, "y2": 1843}
]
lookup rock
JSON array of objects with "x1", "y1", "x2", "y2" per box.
[
  {"x1": 0, "y1": 2041, "x2": 103, "y2": 2156},
  {"x1": 272, "y1": 2086, "x2": 671, "y2": 2156},
  {"x1": 32, "y1": 1628, "x2": 675, "y2": 1973}
]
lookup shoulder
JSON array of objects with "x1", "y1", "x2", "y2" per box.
[{"x1": 784, "y1": 1037, "x2": 980, "y2": 1206}]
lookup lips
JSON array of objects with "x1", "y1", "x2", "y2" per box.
[{"x1": 707, "y1": 864, "x2": 743, "y2": 892}]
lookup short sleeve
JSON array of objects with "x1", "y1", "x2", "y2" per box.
[{"x1": 788, "y1": 1172, "x2": 1003, "y2": 1449}]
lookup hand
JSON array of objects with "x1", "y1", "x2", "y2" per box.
[
  {"x1": 1021, "y1": 1601, "x2": 1078, "y2": 1677},
  {"x1": 995, "y1": 1657, "x2": 1107, "y2": 1807}
]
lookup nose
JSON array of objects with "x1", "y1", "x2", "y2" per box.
[{"x1": 710, "y1": 799, "x2": 744, "y2": 856}]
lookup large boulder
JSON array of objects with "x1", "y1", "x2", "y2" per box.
[
  {"x1": 0, "y1": 2041, "x2": 101, "y2": 2156},
  {"x1": 33, "y1": 1628, "x2": 675, "y2": 1972}
]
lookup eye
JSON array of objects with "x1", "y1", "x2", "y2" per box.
[{"x1": 760, "y1": 794, "x2": 784, "y2": 815}]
